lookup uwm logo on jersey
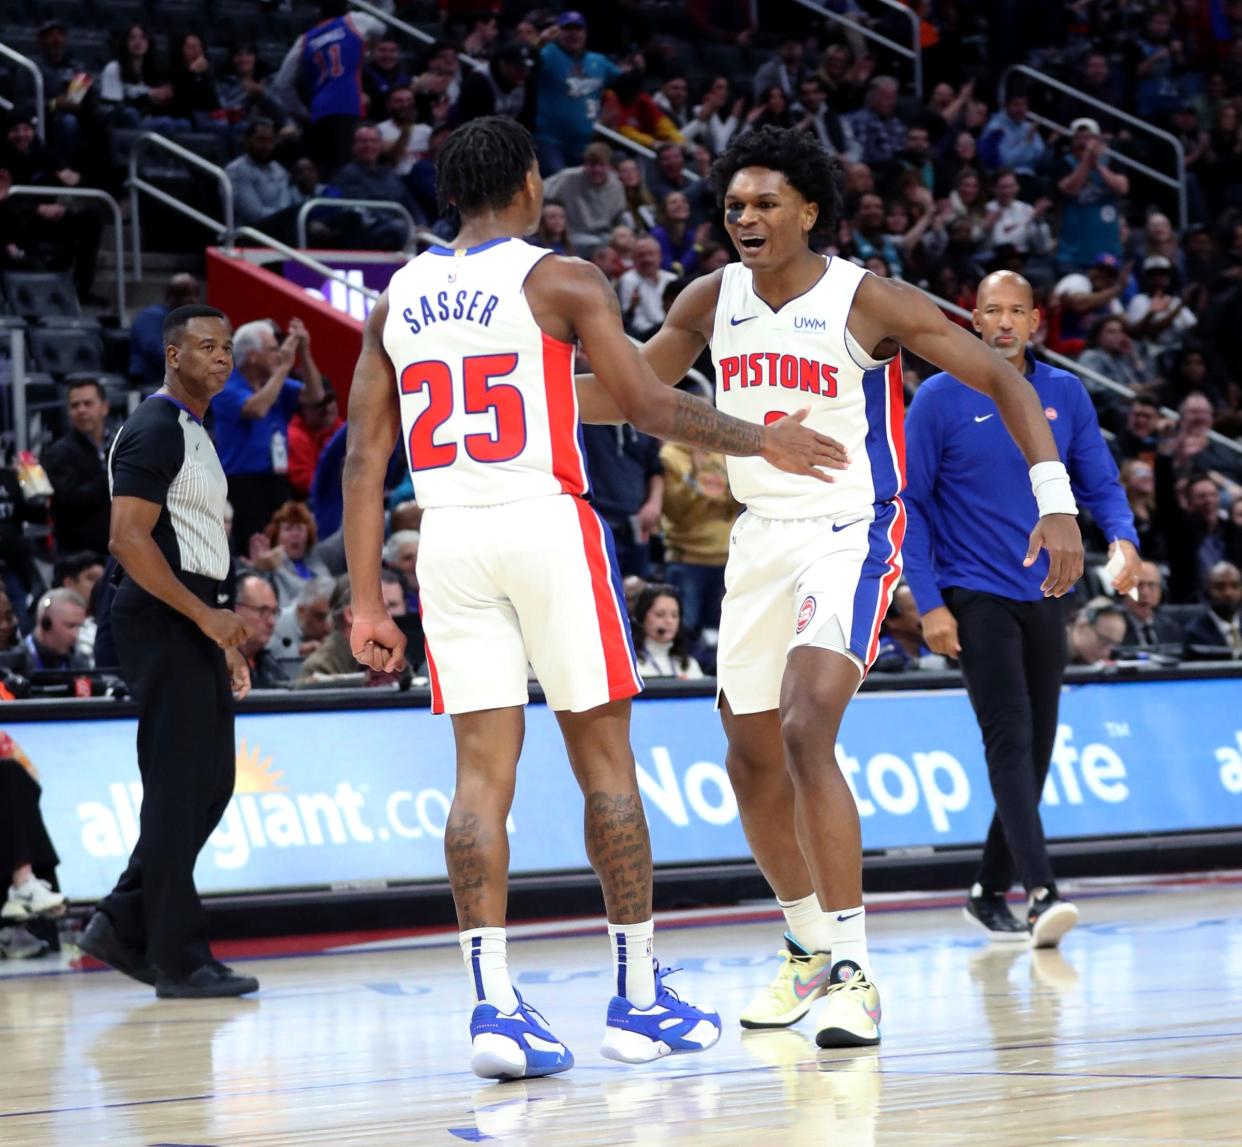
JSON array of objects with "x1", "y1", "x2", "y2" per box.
[{"x1": 718, "y1": 352, "x2": 840, "y2": 396}]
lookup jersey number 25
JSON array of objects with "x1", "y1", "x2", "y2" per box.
[{"x1": 401, "y1": 354, "x2": 526, "y2": 470}]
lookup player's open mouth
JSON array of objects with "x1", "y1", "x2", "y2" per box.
[{"x1": 739, "y1": 236, "x2": 766, "y2": 253}]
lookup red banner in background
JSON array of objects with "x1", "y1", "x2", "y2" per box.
[{"x1": 205, "y1": 248, "x2": 366, "y2": 411}]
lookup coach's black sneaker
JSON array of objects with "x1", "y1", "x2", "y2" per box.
[
  {"x1": 963, "y1": 884, "x2": 1028, "y2": 943},
  {"x1": 1028, "y1": 886, "x2": 1079, "y2": 949},
  {"x1": 156, "y1": 962, "x2": 259, "y2": 999},
  {"x1": 78, "y1": 911, "x2": 156, "y2": 985}
]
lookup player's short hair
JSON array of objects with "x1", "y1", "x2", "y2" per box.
[
  {"x1": 164, "y1": 304, "x2": 226, "y2": 347},
  {"x1": 436, "y1": 115, "x2": 537, "y2": 216},
  {"x1": 711, "y1": 125, "x2": 845, "y2": 236}
]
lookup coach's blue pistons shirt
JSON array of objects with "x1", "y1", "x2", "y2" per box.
[{"x1": 902, "y1": 353, "x2": 1139, "y2": 612}]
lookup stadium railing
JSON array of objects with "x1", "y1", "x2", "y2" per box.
[
  {"x1": 347, "y1": 0, "x2": 488, "y2": 74},
  {"x1": 1000, "y1": 64, "x2": 1189, "y2": 231},
  {"x1": 8, "y1": 186, "x2": 128, "y2": 323},
  {"x1": 0, "y1": 42, "x2": 44, "y2": 142},
  {"x1": 927, "y1": 289, "x2": 1242, "y2": 459},
  {"x1": 295, "y1": 197, "x2": 416, "y2": 250},
  {"x1": 790, "y1": 0, "x2": 923, "y2": 97},
  {"x1": 128, "y1": 132, "x2": 236, "y2": 281},
  {"x1": 4, "y1": 325, "x2": 32, "y2": 452},
  {"x1": 591, "y1": 123, "x2": 704, "y2": 182}
]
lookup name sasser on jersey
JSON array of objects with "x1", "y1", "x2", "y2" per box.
[
  {"x1": 718, "y1": 352, "x2": 839, "y2": 396},
  {"x1": 401, "y1": 288, "x2": 502, "y2": 335}
]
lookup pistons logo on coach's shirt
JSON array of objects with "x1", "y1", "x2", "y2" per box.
[
  {"x1": 796, "y1": 595, "x2": 817, "y2": 635},
  {"x1": 1045, "y1": 407, "x2": 1059, "y2": 421}
]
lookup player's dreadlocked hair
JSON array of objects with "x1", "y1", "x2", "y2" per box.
[
  {"x1": 436, "y1": 116, "x2": 538, "y2": 217},
  {"x1": 710, "y1": 125, "x2": 845, "y2": 237}
]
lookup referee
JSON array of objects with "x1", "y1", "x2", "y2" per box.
[
  {"x1": 79, "y1": 305, "x2": 259, "y2": 998},
  {"x1": 903, "y1": 271, "x2": 1141, "y2": 948}
]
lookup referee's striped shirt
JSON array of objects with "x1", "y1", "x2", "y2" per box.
[{"x1": 107, "y1": 393, "x2": 231, "y2": 581}]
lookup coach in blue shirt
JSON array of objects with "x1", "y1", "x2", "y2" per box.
[{"x1": 903, "y1": 270, "x2": 1141, "y2": 947}]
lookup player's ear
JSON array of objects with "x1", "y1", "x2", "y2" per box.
[{"x1": 803, "y1": 201, "x2": 819, "y2": 234}]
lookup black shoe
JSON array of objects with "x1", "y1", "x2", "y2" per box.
[
  {"x1": 155, "y1": 962, "x2": 260, "y2": 999},
  {"x1": 963, "y1": 884, "x2": 1028, "y2": 943},
  {"x1": 78, "y1": 911, "x2": 156, "y2": 985},
  {"x1": 1028, "y1": 886, "x2": 1079, "y2": 949}
]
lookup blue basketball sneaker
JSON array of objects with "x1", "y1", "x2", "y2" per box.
[
  {"x1": 600, "y1": 964, "x2": 722, "y2": 1064},
  {"x1": 470, "y1": 994, "x2": 574, "y2": 1081}
]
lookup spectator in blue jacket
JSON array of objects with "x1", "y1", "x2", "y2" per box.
[
  {"x1": 902, "y1": 270, "x2": 1141, "y2": 947},
  {"x1": 128, "y1": 273, "x2": 200, "y2": 387},
  {"x1": 534, "y1": 11, "x2": 622, "y2": 174},
  {"x1": 979, "y1": 93, "x2": 1046, "y2": 177}
]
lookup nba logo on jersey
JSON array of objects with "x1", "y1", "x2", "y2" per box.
[{"x1": 796, "y1": 595, "x2": 817, "y2": 635}]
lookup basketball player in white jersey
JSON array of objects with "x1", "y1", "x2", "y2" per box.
[
  {"x1": 578, "y1": 126, "x2": 1083, "y2": 1046},
  {"x1": 340, "y1": 117, "x2": 846, "y2": 1081}
]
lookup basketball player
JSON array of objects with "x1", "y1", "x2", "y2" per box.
[
  {"x1": 341, "y1": 117, "x2": 845, "y2": 1081},
  {"x1": 577, "y1": 127, "x2": 1083, "y2": 1046}
]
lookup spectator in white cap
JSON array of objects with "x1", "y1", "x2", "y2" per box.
[
  {"x1": 1056, "y1": 117, "x2": 1129, "y2": 271},
  {"x1": 1126, "y1": 255, "x2": 1198, "y2": 367}
]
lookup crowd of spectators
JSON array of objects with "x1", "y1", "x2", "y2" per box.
[{"x1": 1, "y1": 0, "x2": 1242, "y2": 697}]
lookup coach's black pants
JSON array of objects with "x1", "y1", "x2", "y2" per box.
[
  {"x1": 945, "y1": 588, "x2": 1067, "y2": 895},
  {"x1": 98, "y1": 575, "x2": 235, "y2": 979}
]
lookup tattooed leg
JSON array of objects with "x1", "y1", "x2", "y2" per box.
[
  {"x1": 445, "y1": 707, "x2": 525, "y2": 931},
  {"x1": 556, "y1": 700, "x2": 654, "y2": 925}
]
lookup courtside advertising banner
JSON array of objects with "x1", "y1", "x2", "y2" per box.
[{"x1": 10, "y1": 678, "x2": 1242, "y2": 899}]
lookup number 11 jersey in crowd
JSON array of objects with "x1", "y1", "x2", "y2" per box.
[{"x1": 384, "y1": 237, "x2": 589, "y2": 509}]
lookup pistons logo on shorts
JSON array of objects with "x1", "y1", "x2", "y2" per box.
[{"x1": 795, "y1": 595, "x2": 817, "y2": 635}]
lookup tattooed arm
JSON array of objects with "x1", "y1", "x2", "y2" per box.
[{"x1": 525, "y1": 257, "x2": 846, "y2": 479}]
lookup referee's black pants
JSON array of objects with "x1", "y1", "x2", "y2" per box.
[
  {"x1": 945, "y1": 588, "x2": 1067, "y2": 895},
  {"x1": 98, "y1": 575, "x2": 235, "y2": 978}
]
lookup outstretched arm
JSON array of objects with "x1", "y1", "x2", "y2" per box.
[
  {"x1": 343, "y1": 293, "x2": 406, "y2": 672},
  {"x1": 853, "y1": 275, "x2": 1084, "y2": 596}
]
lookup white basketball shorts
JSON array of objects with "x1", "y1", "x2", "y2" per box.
[
  {"x1": 417, "y1": 494, "x2": 643, "y2": 715},
  {"x1": 715, "y1": 499, "x2": 906, "y2": 715}
]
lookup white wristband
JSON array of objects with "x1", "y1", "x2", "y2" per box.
[{"x1": 1030, "y1": 461, "x2": 1078, "y2": 517}]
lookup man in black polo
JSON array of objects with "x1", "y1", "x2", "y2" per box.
[
  {"x1": 42, "y1": 377, "x2": 112, "y2": 557},
  {"x1": 78, "y1": 305, "x2": 259, "y2": 999}
]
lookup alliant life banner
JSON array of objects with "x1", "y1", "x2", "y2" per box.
[{"x1": 9, "y1": 678, "x2": 1242, "y2": 899}]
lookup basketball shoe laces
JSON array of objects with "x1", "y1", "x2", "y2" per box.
[
  {"x1": 654, "y1": 964, "x2": 685, "y2": 1000},
  {"x1": 760, "y1": 949, "x2": 808, "y2": 1001}
]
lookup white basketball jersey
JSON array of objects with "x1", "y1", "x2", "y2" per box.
[
  {"x1": 383, "y1": 237, "x2": 587, "y2": 509},
  {"x1": 710, "y1": 257, "x2": 906, "y2": 519}
]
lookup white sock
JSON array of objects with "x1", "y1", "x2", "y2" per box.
[
  {"x1": 608, "y1": 919, "x2": 656, "y2": 1009},
  {"x1": 778, "y1": 892, "x2": 832, "y2": 954},
  {"x1": 824, "y1": 905, "x2": 871, "y2": 979},
  {"x1": 459, "y1": 927, "x2": 518, "y2": 1014}
]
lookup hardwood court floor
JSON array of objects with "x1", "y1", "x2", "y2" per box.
[{"x1": 2, "y1": 878, "x2": 1240, "y2": 1146}]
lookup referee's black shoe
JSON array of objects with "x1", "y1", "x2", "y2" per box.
[
  {"x1": 156, "y1": 962, "x2": 259, "y2": 999},
  {"x1": 1028, "y1": 886, "x2": 1079, "y2": 949},
  {"x1": 78, "y1": 911, "x2": 156, "y2": 985},
  {"x1": 963, "y1": 884, "x2": 1028, "y2": 943}
]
